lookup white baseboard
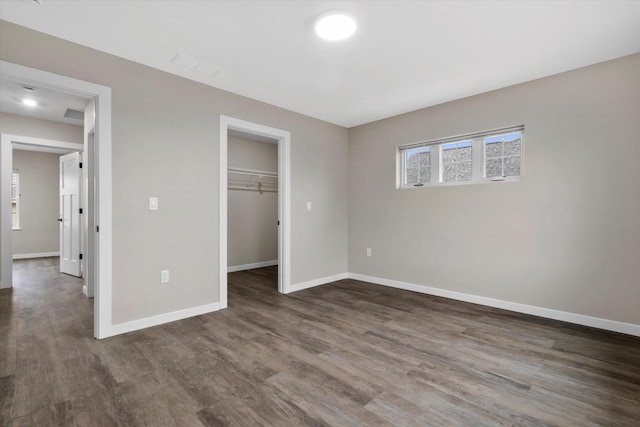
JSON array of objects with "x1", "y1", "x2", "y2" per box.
[
  {"x1": 13, "y1": 251, "x2": 60, "y2": 260},
  {"x1": 107, "y1": 302, "x2": 220, "y2": 337},
  {"x1": 288, "y1": 272, "x2": 349, "y2": 293},
  {"x1": 228, "y1": 260, "x2": 278, "y2": 273},
  {"x1": 347, "y1": 273, "x2": 640, "y2": 337}
]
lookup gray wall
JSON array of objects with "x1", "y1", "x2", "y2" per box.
[
  {"x1": 227, "y1": 136, "x2": 278, "y2": 267},
  {"x1": 348, "y1": 54, "x2": 640, "y2": 325},
  {"x1": 0, "y1": 113, "x2": 84, "y2": 141},
  {"x1": 0, "y1": 113, "x2": 83, "y2": 265},
  {"x1": 0, "y1": 20, "x2": 349, "y2": 324},
  {"x1": 11, "y1": 150, "x2": 60, "y2": 256}
]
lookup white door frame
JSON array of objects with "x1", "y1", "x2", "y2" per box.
[
  {"x1": 1, "y1": 135, "x2": 84, "y2": 282},
  {"x1": 219, "y1": 115, "x2": 291, "y2": 308},
  {"x1": 0, "y1": 60, "x2": 112, "y2": 339},
  {"x1": 1, "y1": 136, "x2": 84, "y2": 282}
]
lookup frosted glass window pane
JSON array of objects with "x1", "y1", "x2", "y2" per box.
[
  {"x1": 443, "y1": 163, "x2": 457, "y2": 182},
  {"x1": 484, "y1": 132, "x2": 522, "y2": 178},
  {"x1": 442, "y1": 147, "x2": 457, "y2": 162},
  {"x1": 442, "y1": 141, "x2": 473, "y2": 182},
  {"x1": 504, "y1": 139, "x2": 521, "y2": 156},
  {"x1": 404, "y1": 147, "x2": 430, "y2": 185},
  {"x1": 406, "y1": 167, "x2": 419, "y2": 184},
  {"x1": 418, "y1": 151, "x2": 430, "y2": 167},
  {"x1": 504, "y1": 156, "x2": 521, "y2": 176},
  {"x1": 485, "y1": 141, "x2": 502, "y2": 158},
  {"x1": 406, "y1": 152, "x2": 419, "y2": 167},
  {"x1": 458, "y1": 146, "x2": 472, "y2": 161},
  {"x1": 419, "y1": 167, "x2": 429, "y2": 183},
  {"x1": 458, "y1": 161, "x2": 472, "y2": 181},
  {"x1": 486, "y1": 158, "x2": 502, "y2": 178}
]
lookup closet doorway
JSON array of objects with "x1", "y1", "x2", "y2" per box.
[{"x1": 219, "y1": 116, "x2": 291, "y2": 309}]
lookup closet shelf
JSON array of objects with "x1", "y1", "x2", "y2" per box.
[
  {"x1": 227, "y1": 166, "x2": 278, "y2": 192},
  {"x1": 227, "y1": 166, "x2": 278, "y2": 178}
]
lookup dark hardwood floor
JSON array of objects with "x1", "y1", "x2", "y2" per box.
[{"x1": 1, "y1": 257, "x2": 639, "y2": 426}]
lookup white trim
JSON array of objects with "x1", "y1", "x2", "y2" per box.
[
  {"x1": 1, "y1": 61, "x2": 113, "y2": 339},
  {"x1": 108, "y1": 302, "x2": 220, "y2": 337},
  {"x1": 3, "y1": 136, "x2": 84, "y2": 152},
  {"x1": 348, "y1": 273, "x2": 640, "y2": 337},
  {"x1": 228, "y1": 260, "x2": 278, "y2": 273},
  {"x1": 288, "y1": 272, "x2": 349, "y2": 293},
  {"x1": 13, "y1": 252, "x2": 60, "y2": 259},
  {"x1": 219, "y1": 115, "x2": 291, "y2": 309}
]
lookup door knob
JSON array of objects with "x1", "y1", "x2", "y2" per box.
[{"x1": 58, "y1": 218, "x2": 63, "y2": 222}]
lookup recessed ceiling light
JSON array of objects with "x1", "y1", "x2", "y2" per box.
[
  {"x1": 314, "y1": 11, "x2": 357, "y2": 41},
  {"x1": 22, "y1": 99, "x2": 37, "y2": 107}
]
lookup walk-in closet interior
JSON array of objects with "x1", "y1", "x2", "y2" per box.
[{"x1": 227, "y1": 130, "x2": 279, "y2": 292}]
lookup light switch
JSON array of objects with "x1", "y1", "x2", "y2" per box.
[
  {"x1": 160, "y1": 270, "x2": 170, "y2": 283},
  {"x1": 149, "y1": 197, "x2": 158, "y2": 210},
  {"x1": 307, "y1": 202, "x2": 312, "y2": 211},
  {"x1": 367, "y1": 248, "x2": 372, "y2": 257}
]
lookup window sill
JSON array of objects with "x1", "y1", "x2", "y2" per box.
[
  {"x1": 399, "y1": 176, "x2": 522, "y2": 190},
  {"x1": 12, "y1": 228, "x2": 22, "y2": 231}
]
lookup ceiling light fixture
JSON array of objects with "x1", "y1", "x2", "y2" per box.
[
  {"x1": 314, "y1": 11, "x2": 357, "y2": 41},
  {"x1": 22, "y1": 99, "x2": 38, "y2": 107}
]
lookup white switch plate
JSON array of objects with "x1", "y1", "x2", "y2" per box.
[
  {"x1": 307, "y1": 202, "x2": 312, "y2": 211},
  {"x1": 366, "y1": 248, "x2": 372, "y2": 257},
  {"x1": 160, "y1": 270, "x2": 170, "y2": 283},
  {"x1": 149, "y1": 197, "x2": 158, "y2": 210}
]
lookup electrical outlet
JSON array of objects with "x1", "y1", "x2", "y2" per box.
[
  {"x1": 160, "y1": 270, "x2": 170, "y2": 283},
  {"x1": 366, "y1": 248, "x2": 372, "y2": 257},
  {"x1": 307, "y1": 201, "x2": 312, "y2": 211},
  {"x1": 149, "y1": 197, "x2": 159, "y2": 210}
]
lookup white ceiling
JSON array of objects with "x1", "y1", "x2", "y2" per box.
[
  {"x1": 1, "y1": 0, "x2": 639, "y2": 128},
  {"x1": 0, "y1": 77, "x2": 89, "y2": 126}
]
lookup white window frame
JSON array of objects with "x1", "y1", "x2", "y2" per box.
[
  {"x1": 11, "y1": 169, "x2": 20, "y2": 230},
  {"x1": 397, "y1": 125, "x2": 524, "y2": 189}
]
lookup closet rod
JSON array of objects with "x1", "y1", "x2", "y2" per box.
[
  {"x1": 227, "y1": 166, "x2": 278, "y2": 178},
  {"x1": 228, "y1": 178, "x2": 277, "y2": 185},
  {"x1": 228, "y1": 186, "x2": 277, "y2": 193}
]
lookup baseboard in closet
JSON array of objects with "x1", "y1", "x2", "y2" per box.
[{"x1": 228, "y1": 260, "x2": 278, "y2": 273}]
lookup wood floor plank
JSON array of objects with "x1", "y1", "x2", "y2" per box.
[{"x1": 2, "y1": 258, "x2": 640, "y2": 426}]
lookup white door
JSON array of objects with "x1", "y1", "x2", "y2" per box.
[{"x1": 60, "y1": 152, "x2": 82, "y2": 277}]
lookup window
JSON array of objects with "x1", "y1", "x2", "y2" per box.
[
  {"x1": 403, "y1": 146, "x2": 431, "y2": 186},
  {"x1": 484, "y1": 132, "x2": 522, "y2": 179},
  {"x1": 11, "y1": 169, "x2": 20, "y2": 229},
  {"x1": 442, "y1": 141, "x2": 472, "y2": 182},
  {"x1": 398, "y1": 126, "x2": 524, "y2": 189}
]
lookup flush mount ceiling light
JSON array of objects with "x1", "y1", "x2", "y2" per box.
[
  {"x1": 22, "y1": 99, "x2": 38, "y2": 107},
  {"x1": 314, "y1": 11, "x2": 357, "y2": 41}
]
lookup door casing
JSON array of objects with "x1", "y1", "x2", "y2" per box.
[
  {"x1": 219, "y1": 115, "x2": 291, "y2": 308},
  {"x1": 0, "y1": 60, "x2": 113, "y2": 339}
]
